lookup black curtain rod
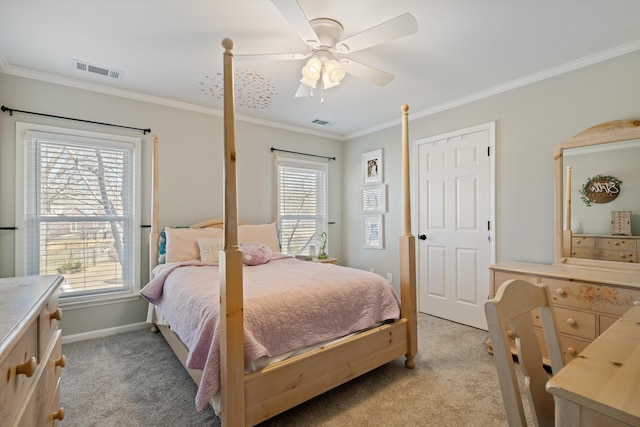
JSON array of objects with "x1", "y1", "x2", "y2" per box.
[
  {"x1": 270, "y1": 147, "x2": 336, "y2": 161},
  {"x1": 1, "y1": 105, "x2": 151, "y2": 135}
]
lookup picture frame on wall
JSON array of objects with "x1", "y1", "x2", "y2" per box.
[
  {"x1": 362, "y1": 149, "x2": 383, "y2": 184},
  {"x1": 361, "y1": 184, "x2": 387, "y2": 212},
  {"x1": 363, "y1": 214, "x2": 384, "y2": 249}
]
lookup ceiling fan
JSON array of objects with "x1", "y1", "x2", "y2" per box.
[{"x1": 236, "y1": 0, "x2": 418, "y2": 99}]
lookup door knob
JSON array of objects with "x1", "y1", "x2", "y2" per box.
[{"x1": 418, "y1": 234, "x2": 427, "y2": 240}]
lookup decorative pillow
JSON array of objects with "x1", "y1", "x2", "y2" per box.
[
  {"x1": 197, "y1": 238, "x2": 224, "y2": 263},
  {"x1": 240, "y1": 242, "x2": 272, "y2": 266},
  {"x1": 238, "y1": 223, "x2": 280, "y2": 252},
  {"x1": 165, "y1": 227, "x2": 224, "y2": 262},
  {"x1": 158, "y1": 228, "x2": 168, "y2": 265}
]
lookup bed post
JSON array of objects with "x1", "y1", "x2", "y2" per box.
[
  {"x1": 399, "y1": 104, "x2": 417, "y2": 369},
  {"x1": 149, "y1": 134, "x2": 160, "y2": 279},
  {"x1": 219, "y1": 38, "x2": 246, "y2": 426}
]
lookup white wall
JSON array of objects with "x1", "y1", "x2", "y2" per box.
[
  {"x1": 1, "y1": 50, "x2": 638, "y2": 336},
  {"x1": 342, "y1": 51, "x2": 640, "y2": 290},
  {"x1": 0, "y1": 73, "x2": 342, "y2": 336}
]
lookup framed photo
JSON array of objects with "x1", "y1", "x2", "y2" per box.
[
  {"x1": 361, "y1": 184, "x2": 386, "y2": 212},
  {"x1": 363, "y1": 214, "x2": 384, "y2": 249},
  {"x1": 362, "y1": 149, "x2": 383, "y2": 184}
]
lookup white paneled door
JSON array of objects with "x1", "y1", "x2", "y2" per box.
[{"x1": 415, "y1": 122, "x2": 495, "y2": 330}]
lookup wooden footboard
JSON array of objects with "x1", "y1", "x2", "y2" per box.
[
  {"x1": 244, "y1": 319, "x2": 410, "y2": 425},
  {"x1": 156, "y1": 319, "x2": 409, "y2": 425}
]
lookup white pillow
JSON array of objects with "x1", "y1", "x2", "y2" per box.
[
  {"x1": 197, "y1": 237, "x2": 225, "y2": 263},
  {"x1": 165, "y1": 227, "x2": 224, "y2": 262},
  {"x1": 238, "y1": 223, "x2": 280, "y2": 252}
]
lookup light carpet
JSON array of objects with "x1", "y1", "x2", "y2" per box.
[{"x1": 61, "y1": 314, "x2": 518, "y2": 426}]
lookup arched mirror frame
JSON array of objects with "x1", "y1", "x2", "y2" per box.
[{"x1": 554, "y1": 119, "x2": 640, "y2": 271}]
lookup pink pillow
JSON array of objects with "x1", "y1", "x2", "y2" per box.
[
  {"x1": 238, "y1": 223, "x2": 280, "y2": 252},
  {"x1": 240, "y1": 242, "x2": 272, "y2": 266},
  {"x1": 165, "y1": 227, "x2": 223, "y2": 262}
]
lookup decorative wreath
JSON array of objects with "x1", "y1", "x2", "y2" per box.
[{"x1": 578, "y1": 174, "x2": 622, "y2": 207}]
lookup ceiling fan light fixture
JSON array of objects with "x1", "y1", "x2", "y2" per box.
[
  {"x1": 302, "y1": 57, "x2": 322, "y2": 78},
  {"x1": 324, "y1": 59, "x2": 345, "y2": 83},
  {"x1": 300, "y1": 75, "x2": 318, "y2": 89},
  {"x1": 322, "y1": 71, "x2": 341, "y2": 89}
]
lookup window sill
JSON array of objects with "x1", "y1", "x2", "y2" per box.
[{"x1": 60, "y1": 290, "x2": 142, "y2": 310}]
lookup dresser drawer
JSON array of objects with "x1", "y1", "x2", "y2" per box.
[
  {"x1": 46, "y1": 379, "x2": 63, "y2": 426},
  {"x1": 38, "y1": 296, "x2": 61, "y2": 362},
  {"x1": 544, "y1": 278, "x2": 639, "y2": 316},
  {"x1": 559, "y1": 334, "x2": 590, "y2": 363},
  {"x1": 572, "y1": 236, "x2": 596, "y2": 248},
  {"x1": 14, "y1": 330, "x2": 64, "y2": 427},
  {"x1": 493, "y1": 271, "x2": 538, "y2": 294},
  {"x1": 570, "y1": 247, "x2": 596, "y2": 259},
  {"x1": 599, "y1": 315, "x2": 619, "y2": 334},
  {"x1": 597, "y1": 237, "x2": 637, "y2": 250},
  {"x1": 554, "y1": 307, "x2": 596, "y2": 340},
  {"x1": 593, "y1": 249, "x2": 637, "y2": 263},
  {"x1": 0, "y1": 321, "x2": 38, "y2": 425},
  {"x1": 531, "y1": 306, "x2": 596, "y2": 340}
]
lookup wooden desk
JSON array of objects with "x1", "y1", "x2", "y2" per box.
[{"x1": 546, "y1": 305, "x2": 640, "y2": 426}]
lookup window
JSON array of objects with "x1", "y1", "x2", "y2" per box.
[
  {"x1": 276, "y1": 157, "x2": 327, "y2": 256},
  {"x1": 16, "y1": 123, "x2": 141, "y2": 304}
]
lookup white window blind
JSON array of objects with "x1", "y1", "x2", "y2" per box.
[
  {"x1": 277, "y1": 158, "x2": 328, "y2": 256},
  {"x1": 21, "y1": 129, "x2": 140, "y2": 300}
]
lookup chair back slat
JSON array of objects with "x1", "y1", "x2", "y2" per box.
[{"x1": 485, "y1": 279, "x2": 565, "y2": 427}]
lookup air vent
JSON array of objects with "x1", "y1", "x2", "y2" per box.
[
  {"x1": 311, "y1": 119, "x2": 331, "y2": 126},
  {"x1": 73, "y1": 59, "x2": 123, "y2": 80}
]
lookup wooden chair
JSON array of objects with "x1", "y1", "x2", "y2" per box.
[{"x1": 485, "y1": 279, "x2": 565, "y2": 427}]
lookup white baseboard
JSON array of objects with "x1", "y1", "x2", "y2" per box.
[{"x1": 62, "y1": 322, "x2": 151, "y2": 344}]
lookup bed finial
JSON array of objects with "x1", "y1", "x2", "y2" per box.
[{"x1": 222, "y1": 37, "x2": 234, "y2": 53}]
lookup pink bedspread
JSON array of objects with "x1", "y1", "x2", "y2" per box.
[{"x1": 140, "y1": 255, "x2": 400, "y2": 411}]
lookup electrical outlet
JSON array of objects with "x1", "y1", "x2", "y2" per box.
[
  {"x1": 369, "y1": 268, "x2": 375, "y2": 273},
  {"x1": 386, "y1": 273, "x2": 393, "y2": 283}
]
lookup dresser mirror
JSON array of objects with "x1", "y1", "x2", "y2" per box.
[{"x1": 554, "y1": 119, "x2": 640, "y2": 270}]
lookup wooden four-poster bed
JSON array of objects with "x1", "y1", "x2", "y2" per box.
[{"x1": 141, "y1": 38, "x2": 418, "y2": 426}]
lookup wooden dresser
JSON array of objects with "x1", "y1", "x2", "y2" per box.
[
  {"x1": 490, "y1": 262, "x2": 640, "y2": 363},
  {"x1": 571, "y1": 234, "x2": 640, "y2": 263},
  {"x1": 0, "y1": 275, "x2": 66, "y2": 426}
]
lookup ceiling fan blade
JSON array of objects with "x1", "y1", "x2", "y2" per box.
[
  {"x1": 235, "y1": 52, "x2": 310, "y2": 61},
  {"x1": 343, "y1": 59, "x2": 395, "y2": 86},
  {"x1": 271, "y1": 0, "x2": 319, "y2": 45},
  {"x1": 336, "y1": 13, "x2": 418, "y2": 53}
]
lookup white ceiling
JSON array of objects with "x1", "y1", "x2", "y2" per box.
[{"x1": 1, "y1": 0, "x2": 639, "y2": 139}]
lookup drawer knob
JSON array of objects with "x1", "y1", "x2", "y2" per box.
[
  {"x1": 50, "y1": 308, "x2": 62, "y2": 321},
  {"x1": 566, "y1": 318, "x2": 576, "y2": 326},
  {"x1": 567, "y1": 347, "x2": 577, "y2": 355},
  {"x1": 506, "y1": 330, "x2": 513, "y2": 338},
  {"x1": 55, "y1": 355, "x2": 67, "y2": 369},
  {"x1": 51, "y1": 407, "x2": 65, "y2": 421},
  {"x1": 556, "y1": 288, "x2": 566, "y2": 295},
  {"x1": 16, "y1": 356, "x2": 37, "y2": 377}
]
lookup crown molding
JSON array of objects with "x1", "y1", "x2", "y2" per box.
[
  {"x1": 0, "y1": 63, "x2": 344, "y2": 141},
  {"x1": 345, "y1": 40, "x2": 640, "y2": 140}
]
